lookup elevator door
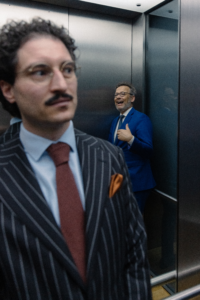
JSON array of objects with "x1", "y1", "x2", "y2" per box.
[{"x1": 145, "y1": 0, "x2": 179, "y2": 293}]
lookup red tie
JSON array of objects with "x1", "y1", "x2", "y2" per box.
[{"x1": 47, "y1": 142, "x2": 86, "y2": 282}]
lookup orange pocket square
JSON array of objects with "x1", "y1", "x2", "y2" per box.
[{"x1": 109, "y1": 173, "x2": 123, "y2": 198}]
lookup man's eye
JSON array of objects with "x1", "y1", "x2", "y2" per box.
[
  {"x1": 62, "y1": 65, "x2": 75, "y2": 76},
  {"x1": 31, "y1": 68, "x2": 49, "y2": 76}
]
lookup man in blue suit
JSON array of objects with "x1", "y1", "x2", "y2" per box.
[{"x1": 109, "y1": 82, "x2": 156, "y2": 213}]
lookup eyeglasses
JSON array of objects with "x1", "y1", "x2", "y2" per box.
[
  {"x1": 114, "y1": 92, "x2": 133, "y2": 98},
  {"x1": 16, "y1": 61, "x2": 81, "y2": 83}
]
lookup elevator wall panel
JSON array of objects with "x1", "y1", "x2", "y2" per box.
[
  {"x1": 146, "y1": 14, "x2": 179, "y2": 199},
  {"x1": 132, "y1": 14, "x2": 145, "y2": 112},
  {"x1": 69, "y1": 9, "x2": 132, "y2": 139},
  {"x1": 178, "y1": 0, "x2": 200, "y2": 292}
]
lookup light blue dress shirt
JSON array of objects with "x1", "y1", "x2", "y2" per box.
[
  {"x1": 10, "y1": 117, "x2": 22, "y2": 125},
  {"x1": 19, "y1": 121, "x2": 85, "y2": 226}
]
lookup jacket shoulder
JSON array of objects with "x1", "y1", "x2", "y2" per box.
[
  {"x1": 74, "y1": 128, "x2": 120, "y2": 155},
  {"x1": 0, "y1": 134, "x2": 22, "y2": 160},
  {"x1": 131, "y1": 108, "x2": 151, "y2": 120}
]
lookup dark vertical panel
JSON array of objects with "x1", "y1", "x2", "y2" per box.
[
  {"x1": 144, "y1": 1, "x2": 179, "y2": 288},
  {"x1": 132, "y1": 14, "x2": 145, "y2": 112},
  {"x1": 178, "y1": 0, "x2": 200, "y2": 292},
  {"x1": 69, "y1": 9, "x2": 132, "y2": 139},
  {"x1": 146, "y1": 14, "x2": 179, "y2": 198}
]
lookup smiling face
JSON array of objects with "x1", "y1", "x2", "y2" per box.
[
  {"x1": 114, "y1": 85, "x2": 135, "y2": 114},
  {"x1": 0, "y1": 36, "x2": 78, "y2": 140}
]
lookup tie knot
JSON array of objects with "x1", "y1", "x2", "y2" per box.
[
  {"x1": 47, "y1": 142, "x2": 70, "y2": 167},
  {"x1": 120, "y1": 115, "x2": 124, "y2": 120}
]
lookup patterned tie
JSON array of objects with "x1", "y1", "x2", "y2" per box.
[
  {"x1": 115, "y1": 115, "x2": 125, "y2": 144},
  {"x1": 47, "y1": 142, "x2": 86, "y2": 282}
]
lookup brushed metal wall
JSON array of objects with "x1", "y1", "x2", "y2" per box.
[
  {"x1": 146, "y1": 14, "x2": 179, "y2": 198},
  {"x1": 178, "y1": 0, "x2": 200, "y2": 292},
  {"x1": 69, "y1": 9, "x2": 133, "y2": 139},
  {"x1": 144, "y1": 7, "x2": 178, "y2": 285},
  {"x1": 132, "y1": 14, "x2": 145, "y2": 112}
]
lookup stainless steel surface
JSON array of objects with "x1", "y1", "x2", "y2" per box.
[
  {"x1": 145, "y1": 3, "x2": 178, "y2": 287},
  {"x1": 132, "y1": 14, "x2": 145, "y2": 112},
  {"x1": 34, "y1": 0, "x2": 171, "y2": 14},
  {"x1": 163, "y1": 284, "x2": 200, "y2": 300},
  {"x1": 77, "y1": 0, "x2": 168, "y2": 13},
  {"x1": 178, "y1": 0, "x2": 200, "y2": 292},
  {"x1": 150, "y1": 0, "x2": 178, "y2": 19},
  {"x1": 69, "y1": 9, "x2": 133, "y2": 139},
  {"x1": 146, "y1": 7, "x2": 179, "y2": 198},
  {"x1": 151, "y1": 270, "x2": 176, "y2": 287},
  {"x1": 33, "y1": 0, "x2": 140, "y2": 19}
]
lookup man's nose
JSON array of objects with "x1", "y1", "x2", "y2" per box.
[
  {"x1": 49, "y1": 70, "x2": 68, "y2": 92},
  {"x1": 116, "y1": 94, "x2": 122, "y2": 99}
]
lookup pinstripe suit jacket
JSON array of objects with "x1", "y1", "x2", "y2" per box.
[
  {"x1": 0, "y1": 128, "x2": 152, "y2": 300},
  {"x1": 0, "y1": 122, "x2": 21, "y2": 144}
]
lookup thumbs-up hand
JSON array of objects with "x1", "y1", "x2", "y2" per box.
[{"x1": 117, "y1": 124, "x2": 133, "y2": 142}]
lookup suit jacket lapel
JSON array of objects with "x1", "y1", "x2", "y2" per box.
[
  {"x1": 75, "y1": 129, "x2": 111, "y2": 278},
  {"x1": 0, "y1": 136, "x2": 85, "y2": 289},
  {"x1": 123, "y1": 107, "x2": 135, "y2": 125},
  {"x1": 111, "y1": 117, "x2": 119, "y2": 144}
]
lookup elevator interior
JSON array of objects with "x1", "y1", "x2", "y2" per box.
[
  {"x1": 0, "y1": 0, "x2": 178, "y2": 295},
  {"x1": 1, "y1": 0, "x2": 200, "y2": 296}
]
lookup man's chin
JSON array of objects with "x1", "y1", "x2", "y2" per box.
[{"x1": 115, "y1": 106, "x2": 123, "y2": 113}]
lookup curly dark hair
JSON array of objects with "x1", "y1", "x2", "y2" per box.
[{"x1": 0, "y1": 18, "x2": 77, "y2": 118}]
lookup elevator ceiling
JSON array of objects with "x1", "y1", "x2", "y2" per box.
[{"x1": 78, "y1": 0, "x2": 171, "y2": 13}]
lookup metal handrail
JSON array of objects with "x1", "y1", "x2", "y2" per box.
[
  {"x1": 163, "y1": 284, "x2": 200, "y2": 299},
  {"x1": 151, "y1": 270, "x2": 176, "y2": 287}
]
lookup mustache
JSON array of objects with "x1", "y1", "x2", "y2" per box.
[{"x1": 45, "y1": 93, "x2": 73, "y2": 106}]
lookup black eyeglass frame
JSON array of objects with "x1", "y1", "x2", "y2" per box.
[{"x1": 114, "y1": 92, "x2": 133, "y2": 98}]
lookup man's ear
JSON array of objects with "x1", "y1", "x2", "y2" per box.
[
  {"x1": 131, "y1": 96, "x2": 135, "y2": 103},
  {"x1": 0, "y1": 80, "x2": 16, "y2": 103}
]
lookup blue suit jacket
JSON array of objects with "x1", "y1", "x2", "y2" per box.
[{"x1": 109, "y1": 107, "x2": 156, "y2": 192}]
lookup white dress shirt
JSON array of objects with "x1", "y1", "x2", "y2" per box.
[{"x1": 114, "y1": 107, "x2": 134, "y2": 145}]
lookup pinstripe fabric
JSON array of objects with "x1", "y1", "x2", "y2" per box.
[
  {"x1": 0, "y1": 122, "x2": 21, "y2": 144},
  {"x1": 0, "y1": 128, "x2": 152, "y2": 300}
]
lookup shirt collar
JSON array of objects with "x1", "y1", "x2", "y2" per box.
[
  {"x1": 10, "y1": 117, "x2": 22, "y2": 125},
  {"x1": 20, "y1": 121, "x2": 76, "y2": 161},
  {"x1": 120, "y1": 106, "x2": 132, "y2": 117}
]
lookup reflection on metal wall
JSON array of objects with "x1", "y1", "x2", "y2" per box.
[
  {"x1": 145, "y1": 1, "x2": 179, "y2": 289},
  {"x1": 146, "y1": 13, "x2": 179, "y2": 198},
  {"x1": 69, "y1": 9, "x2": 132, "y2": 139},
  {"x1": 178, "y1": 0, "x2": 200, "y2": 292}
]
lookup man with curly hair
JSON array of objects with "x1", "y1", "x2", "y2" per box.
[{"x1": 0, "y1": 18, "x2": 152, "y2": 300}]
